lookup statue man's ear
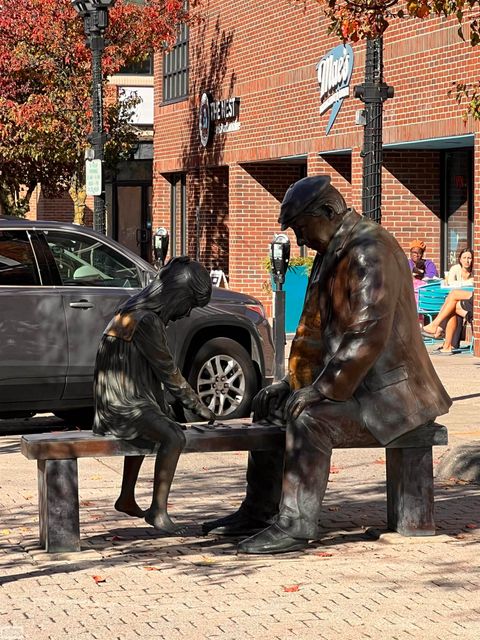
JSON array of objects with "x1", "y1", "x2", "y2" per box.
[{"x1": 323, "y1": 205, "x2": 335, "y2": 220}]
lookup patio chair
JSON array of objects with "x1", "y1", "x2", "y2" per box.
[{"x1": 417, "y1": 280, "x2": 448, "y2": 326}]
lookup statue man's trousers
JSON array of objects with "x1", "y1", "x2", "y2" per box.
[{"x1": 241, "y1": 398, "x2": 378, "y2": 539}]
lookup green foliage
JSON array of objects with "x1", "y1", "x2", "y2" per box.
[
  {"x1": 262, "y1": 254, "x2": 314, "y2": 275},
  {"x1": 261, "y1": 254, "x2": 313, "y2": 294}
]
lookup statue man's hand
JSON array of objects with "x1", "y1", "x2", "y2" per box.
[
  {"x1": 252, "y1": 380, "x2": 290, "y2": 421},
  {"x1": 284, "y1": 386, "x2": 325, "y2": 420}
]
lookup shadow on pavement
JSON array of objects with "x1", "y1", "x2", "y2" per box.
[{"x1": 1, "y1": 471, "x2": 479, "y2": 587}]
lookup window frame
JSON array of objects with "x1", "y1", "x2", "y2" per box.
[
  {"x1": 40, "y1": 229, "x2": 143, "y2": 290},
  {"x1": 162, "y1": 21, "x2": 189, "y2": 104}
]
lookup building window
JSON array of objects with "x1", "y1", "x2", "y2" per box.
[
  {"x1": 441, "y1": 149, "x2": 474, "y2": 273},
  {"x1": 169, "y1": 173, "x2": 187, "y2": 256},
  {"x1": 121, "y1": 55, "x2": 153, "y2": 76},
  {"x1": 162, "y1": 22, "x2": 189, "y2": 103}
]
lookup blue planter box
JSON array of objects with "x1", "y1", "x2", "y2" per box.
[{"x1": 272, "y1": 266, "x2": 309, "y2": 334}]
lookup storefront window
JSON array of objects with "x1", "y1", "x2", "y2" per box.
[{"x1": 442, "y1": 149, "x2": 473, "y2": 272}]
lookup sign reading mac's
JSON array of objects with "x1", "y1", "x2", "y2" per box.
[{"x1": 317, "y1": 44, "x2": 354, "y2": 135}]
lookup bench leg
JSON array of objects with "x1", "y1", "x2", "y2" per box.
[
  {"x1": 386, "y1": 447, "x2": 435, "y2": 536},
  {"x1": 38, "y1": 459, "x2": 80, "y2": 552}
]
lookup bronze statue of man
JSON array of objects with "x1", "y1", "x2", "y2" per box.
[
  {"x1": 204, "y1": 175, "x2": 451, "y2": 554},
  {"x1": 94, "y1": 256, "x2": 215, "y2": 534}
]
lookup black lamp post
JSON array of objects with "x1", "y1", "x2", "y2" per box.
[
  {"x1": 354, "y1": 37, "x2": 394, "y2": 224},
  {"x1": 71, "y1": 0, "x2": 115, "y2": 235}
]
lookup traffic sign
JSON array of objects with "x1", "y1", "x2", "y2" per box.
[{"x1": 85, "y1": 159, "x2": 102, "y2": 196}]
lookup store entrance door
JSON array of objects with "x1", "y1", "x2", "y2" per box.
[{"x1": 115, "y1": 184, "x2": 152, "y2": 261}]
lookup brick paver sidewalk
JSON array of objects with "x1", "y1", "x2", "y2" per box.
[{"x1": 0, "y1": 353, "x2": 479, "y2": 640}]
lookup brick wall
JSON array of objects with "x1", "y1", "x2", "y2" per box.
[
  {"x1": 28, "y1": 186, "x2": 93, "y2": 227},
  {"x1": 474, "y1": 138, "x2": 480, "y2": 356},
  {"x1": 153, "y1": 1, "x2": 480, "y2": 324},
  {"x1": 382, "y1": 151, "x2": 442, "y2": 268},
  {"x1": 228, "y1": 162, "x2": 305, "y2": 313}
]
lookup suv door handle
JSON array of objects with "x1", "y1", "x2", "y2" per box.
[{"x1": 69, "y1": 300, "x2": 94, "y2": 309}]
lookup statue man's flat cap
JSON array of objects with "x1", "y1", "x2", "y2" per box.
[{"x1": 278, "y1": 175, "x2": 331, "y2": 229}]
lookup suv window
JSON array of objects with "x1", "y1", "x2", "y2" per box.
[
  {"x1": 44, "y1": 230, "x2": 141, "y2": 288},
  {"x1": 0, "y1": 230, "x2": 40, "y2": 286}
]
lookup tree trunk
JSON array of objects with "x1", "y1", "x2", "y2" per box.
[{"x1": 69, "y1": 178, "x2": 87, "y2": 226}]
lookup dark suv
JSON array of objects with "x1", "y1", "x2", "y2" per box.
[{"x1": 0, "y1": 218, "x2": 273, "y2": 424}]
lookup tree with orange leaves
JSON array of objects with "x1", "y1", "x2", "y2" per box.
[{"x1": 0, "y1": 0, "x2": 198, "y2": 218}]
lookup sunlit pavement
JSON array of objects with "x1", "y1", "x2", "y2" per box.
[{"x1": 0, "y1": 350, "x2": 479, "y2": 640}]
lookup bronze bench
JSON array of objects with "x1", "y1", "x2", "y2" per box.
[{"x1": 20, "y1": 420, "x2": 448, "y2": 553}]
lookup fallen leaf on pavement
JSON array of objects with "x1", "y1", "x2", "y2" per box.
[
  {"x1": 374, "y1": 458, "x2": 386, "y2": 465},
  {"x1": 92, "y1": 575, "x2": 106, "y2": 584},
  {"x1": 465, "y1": 523, "x2": 477, "y2": 529},
  {"x1": 283, "y1": 584, "x2": 300, "y2": 592},
  {"x1": 1, "y1": 529, "x2": 11, "y2": 535},
  {"x1": 80, "y1": 500, "x2": 95, "y2": 507},
  {"x1": 144, "y1": 566, "x2": 162, "y2": 571},
  {"x1": 192, "y1": 556, "x2": 218, "y2": 566},
  {"x1": 313, "y1": 551, "x2": 333, "y2": 558},
  {"x1": 329, "y1": 466, "x2": 341, "y2": 474}
]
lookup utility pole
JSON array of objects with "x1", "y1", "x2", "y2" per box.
[
  {"x1": 354, "y1": 37, "x2": 394, "y2": 224},
  {"x1": 71, "y1": 0, "x2": 115, "y2": 235}
]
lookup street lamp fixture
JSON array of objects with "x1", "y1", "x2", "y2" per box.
[{"x1": 71, "y1": 0, "x2": 116, "y2": 235}]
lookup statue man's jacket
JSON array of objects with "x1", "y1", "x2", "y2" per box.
[{"x1": 288, "y1": 208, "x2": 452, "y2": 445}]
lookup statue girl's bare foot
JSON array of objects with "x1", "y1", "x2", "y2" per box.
[
  {"x1": 114, "y1": 498, "x2": 145, "y2": 518},
  {"x1": 144, "y1": 509, "x2": 187, "y2": 534}
]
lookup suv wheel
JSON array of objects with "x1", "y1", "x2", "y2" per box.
[{"x1": 187, "y1": 337, "x2": 257, "y2": 420}]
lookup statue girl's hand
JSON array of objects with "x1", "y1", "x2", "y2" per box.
[{"x1": 194, "y1": 402, "x2": 216, "y2": 424}]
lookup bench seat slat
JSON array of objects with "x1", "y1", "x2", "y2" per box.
[{"x1": 20, "y1": 421, "x2": 447, "y2": 461}]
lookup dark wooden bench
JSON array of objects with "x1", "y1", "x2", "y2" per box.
[{"x1": 20, "y1": 420, "x2": 448, "y2": 553}]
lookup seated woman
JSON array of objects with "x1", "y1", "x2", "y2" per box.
[
  {"x1": 447, "y1": 247, "x2": 474, "y2": 286},
  {"x1": 408, "y1": 239, "x2": 438, "y2": 281},
  {"x1": 422, "y1": 289, "x2": 474, "y2": 354}
]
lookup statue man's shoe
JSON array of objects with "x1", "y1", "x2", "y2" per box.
[
  {"x1": 202, "y1": 511, "x2": 271, "y2": 537},
  {"x1": 237, "y1": 523, "x2": 309, "y2": 555}
]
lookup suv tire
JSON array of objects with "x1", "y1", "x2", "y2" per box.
[{"x1": 186, "y1": 337, "x2": 257, "y2": 420}]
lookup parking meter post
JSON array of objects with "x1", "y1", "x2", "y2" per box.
[
  {"x1": 273, "y1": 284, "x2": 286, "y2": 381},
  {"x1": 153, "y1": 227, "x2": 169, "y2": 269},
  {"x1": 270, "y1": 233, "x2": 290, "y2": 382}
]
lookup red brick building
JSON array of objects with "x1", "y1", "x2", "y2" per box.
[{"x1": 153, "y1": 2, "x2": 479, "y2": 350}]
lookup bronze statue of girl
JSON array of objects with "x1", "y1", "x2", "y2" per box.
[{"x1": 93, "y1": 256, "x2": 215, "y2": 534}]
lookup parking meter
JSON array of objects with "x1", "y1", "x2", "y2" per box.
[
  {"x1": 270, "y1": 233, "x2": 290, "y2": 381},
  {"x1": 270, "y1": 233, "x2": 290, "y2": 288},
  {"x1": 153, "y1": 227, "x2": 169, "y2": 268}
]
